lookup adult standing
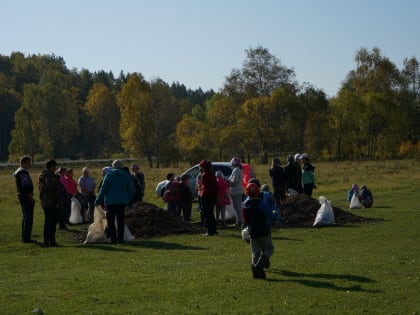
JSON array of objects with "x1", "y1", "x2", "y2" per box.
[
  {"x1": 39, "y1": 159, "x2": 62, "y2": 247},
  {"x1": 95, "y1": 160, "x2": 134, "y2": 244},
  {"x1": 131, "y1": 163, "x2": 145, "y2": 202},
  {"x1": 284, "y1": 155, "x2": 303, "y2": 194},
  {"x1": 228, "y1": 157, "x2": 244, "y2": 226},
  {"x1": 78, "y1": 167, "x2": 96, "y2": 221},
  {"x1": 13, "y1": 156, "x2": 36, "y2": 243},
  {"x1": 199, "y1": 160, "x2": 218, "y2": 236},
  {"x1": 56, "y1": 166, "x2": 69, "y2": 230},
  {"x1": 268, "y1": 158, "x2": 286, "y2": 208}
]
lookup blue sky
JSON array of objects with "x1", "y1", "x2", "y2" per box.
[{"x1": 1, "y1": 0, "x2": 419, "y2": 97}]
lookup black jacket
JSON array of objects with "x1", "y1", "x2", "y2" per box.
[
  {"x1": 13, "y1": 167, "x2": 34, "y2": 196},
  {"x1": 242, "y1": 198, "x2": 271, "y2": 239}
]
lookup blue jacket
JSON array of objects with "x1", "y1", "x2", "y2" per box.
[{"x1": 95, "y1": 169, "x2": 134, "y2": 207}]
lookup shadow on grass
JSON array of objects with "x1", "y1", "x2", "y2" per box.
[
  {"x1": 127, "y1": 240, "x2": 208, "y2": 250},
  {"x1": 75, "y1": 240, "x2": 208, "y2": 251},
  {"x1": 267, "y1": 269, "x2": 382, "y2": 293}
]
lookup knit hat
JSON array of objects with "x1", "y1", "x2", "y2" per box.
[
  {"x1": 246, "y1": 182, "x2": 260, "y2": 198},
  {"x1": 230, "y1": 157, "x2": 241, "y2": 166}
]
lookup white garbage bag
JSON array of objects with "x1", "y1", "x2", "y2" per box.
[
  {"x1": 349, "y1": 193, "x2": 362, "y2": 209},
  {"x1": 84, "y1": 205, "x2": 109, "y2": 244},
  {"x1": 313, "y1": 196, "x2": 335, "y2": 226},
  {"x1": 225, "y1": 195, "x2": 236, "y2": 219},
  {"x1": 69, "y1": 196, "x2": 83, "y2": 224}
]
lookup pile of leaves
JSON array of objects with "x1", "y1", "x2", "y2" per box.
[
  {"x1": 281, "y1": 194, "x2": 378, "y2": 227},
  {"x1": 125, "y1": 202, "x2": 203, "y2": 238}
]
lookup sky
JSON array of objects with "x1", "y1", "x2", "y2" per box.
[{"x1": 1, "y1": 0, "x2": 419, "y2": 98}]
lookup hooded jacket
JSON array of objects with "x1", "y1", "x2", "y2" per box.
[{"x1": 95, "y1": 168, "x2": 134, "y2": 207}]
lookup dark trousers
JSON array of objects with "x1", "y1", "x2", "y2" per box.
[
  {"x1": 106, "y1": 204, "x2": 126, "y2": 242},
  {"x1": 201, "y1": 196, "x2": 217, "y2": 235},
  {"x1": 273, "y1": 186, "x2": 286, "y2": 207},
  {"x1": 18, "y1": 195, "x2": 35, "y2": 242},
  {"x1": 304, "y1": 183, "x2": 314, "y2": 197},
  {"x1": 43, "y1": 206, "x2": 59, "y2": 245}
]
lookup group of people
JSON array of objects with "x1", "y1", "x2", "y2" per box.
[
  {"x1": 269, "y1": 153, "x2": 316, "y2": 205},
  {"x1": 347, "y1": 183, "x2": 374, "y2": 208},
  {"x1": 162, "y1": 172, "x2": 193, "y2": 222},
  {"x1": 14, "y1": 157, "x2": 145, "y2": 247}
]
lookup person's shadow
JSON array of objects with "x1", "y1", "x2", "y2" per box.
[{"x1": 267, "y1": 269, "x2": 382, "y2": 292}]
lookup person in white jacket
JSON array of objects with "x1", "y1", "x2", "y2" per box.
[{"x1": 228, "y1": 157, "x2": 243, "y2": 226}]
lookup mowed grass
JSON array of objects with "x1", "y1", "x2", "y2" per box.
[{"x1": 0, "y1": 160, "x2": 419, "y2": 314}]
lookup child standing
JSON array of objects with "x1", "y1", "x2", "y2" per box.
[
  {"x1": 215, "y1": 171, "x2": 230, "y2": 226},
  {"x1": 179, "y1": 174, "x2": 193, "y2": 222},
  {"x1": 242, "y1": 182, "x2": 274, "y2": 279},
  {"x1": 163, "y1": 173, "x2": 180, "y2": 215},
  {"x1": 299, "y1": 153, "x2": 316, "y2": 197}
]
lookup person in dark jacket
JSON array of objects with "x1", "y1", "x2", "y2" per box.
[
  {"x1": 199, "y1": 160, "x2": 218, "y2": 236},
  {"x1": 13, "y1": 156, "x2": 36, "y2": 243},
  {"x1": 268, "y1": 157, "x2": 286, "y2": 208},
  {"x1": 39, "y1": 159, "x2": 62, "y2": 247},
  {"x1": 95, "y1": 160, "x2": 134, "y2": 244},
  {"x1": 284, "y1": 155, "x2": 303, "y2": 194},
  {"x1": 360, "y1": 185, "x2": 374, "y2": 208},
  {"x1": 242, "y1": 182, "x2": 274, "y2": 279}
]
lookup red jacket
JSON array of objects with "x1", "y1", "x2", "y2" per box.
[{"x1": 199, "y1": 170, "x2": 217, "y2": 200}]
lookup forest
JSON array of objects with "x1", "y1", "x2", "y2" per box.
[{"x1": 1, "y1": 46, "x2": 419, "y2": 165}]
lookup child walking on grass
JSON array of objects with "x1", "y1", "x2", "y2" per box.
[{"x1": 242, "y1": 182, "x2": 274, "y2": 279}]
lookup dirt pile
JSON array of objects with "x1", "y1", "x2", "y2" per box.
[
  {"x1": 76, "y1": 196, "x2": 378, "y2": 242},
  {"x1": 281, "y1": 194, "x2": 378, "y2": 227},
  {"x1": 125, "y1": 202, "x2": 203, "y2": 238}
]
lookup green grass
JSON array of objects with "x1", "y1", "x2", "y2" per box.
[{"x1": 0, "y1": 160, "x2": 419, "y2": 314}]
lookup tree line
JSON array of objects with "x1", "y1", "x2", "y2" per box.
[{"x1": 1, "y1": 46, "x2": 419, "y2": 166}]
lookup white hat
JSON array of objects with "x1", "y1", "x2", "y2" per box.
[
  {"x1": 294, "y1": 153, "x2": 301, "y2": 161},
  {"x1": 300, "y1": 153, "x2": 309, "y2": 160},
  {"x1": 112, "y1": 159, "x2": 123, "y2": 169}
]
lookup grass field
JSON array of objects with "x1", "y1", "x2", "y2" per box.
[{"x1": 0, "y1": 160, "x2": 419, "y2": 314}]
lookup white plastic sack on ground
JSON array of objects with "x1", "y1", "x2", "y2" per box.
[
  {"x1": 225, "y1": 195, "x2": 236, "y2": 219},
  {"x1": 114, "y1": 217, "x2": 135, "y2": 242},
  {"x1": 349, "y1": 193, "x2": 362, "y2": 209},
  {"x1": 83, "y1": 205, "x2": 109, "y2": 244},
  {"x1": 313, "y1": 196, "x2": 335, "y2": 226},
  {"x1": 69, "y1": 196, "x2": 83, "y2": 224}
]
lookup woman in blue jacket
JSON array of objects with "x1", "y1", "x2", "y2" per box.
[{"x1": 95, "y1": 160, "x2": 134, "y2": 243}]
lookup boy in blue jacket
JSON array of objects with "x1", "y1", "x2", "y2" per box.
[{"x1": 242, "y1": 182, "x2": 274, "y2": 279}]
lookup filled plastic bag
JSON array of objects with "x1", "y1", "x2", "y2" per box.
[
  {"x1": 84, "y1": 205, "x2": 109, "y2": 244},
  {"x1": 313, "y1": 196, "x2": 335, "y2": 226},
  {"x1": 349, "y1": 193, "x2": 362, "y2": 209},
  {"x1": 241, "y1": 227, "x2": 250, "y2": 243},
  {"x1": 69, "y1": 196, "x2": 83, "y2": 224},
  {"x1": 225, "y1": 195, "x2": 236, "y2": 219}
]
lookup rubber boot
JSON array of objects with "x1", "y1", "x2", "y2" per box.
[
  {"x1": 256, "y1": 254, "x2": 270, "y2": 269},
  {"x1": 251, "y1": 264, "x2": 266, "y2": 279}
]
